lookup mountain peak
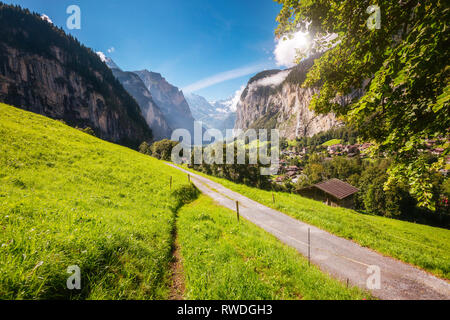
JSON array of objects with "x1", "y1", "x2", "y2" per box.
[
  {"x1": 135, "y1": 70, "x2": 165, "y2": 82},
  {"x1": 96, "y1": 52, "x2": 121, "y2": 70}
]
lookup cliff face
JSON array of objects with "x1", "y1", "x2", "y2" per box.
[
  {"x1": 235, "y1": 55, "x2": 359, "y2": 140},
  {"x1": 134, "y1": 70, "x2": 195, "y2": 136},
  {"x1": 235, "y1": 83, "x2": 340, "y2": 139},
  {"x1": 0, "y1": 5, "x2": 152, "y2": 148},
  {"x1": 111, "y1": 68, "x2": 172, "y2": 140}
]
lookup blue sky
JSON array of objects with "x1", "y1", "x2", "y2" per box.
[{"x1": 6, "y1": 0, "x2": 286, "y2": 101}]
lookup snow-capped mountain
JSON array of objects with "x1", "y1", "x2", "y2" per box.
[
  {"x1": 185, "y1": 92, "x2": 238, "y2": 138},
  {"x1": 96, "y1": 52, "x2": 121, "y2": 70}
]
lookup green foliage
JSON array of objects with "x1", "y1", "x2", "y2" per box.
[
  {"x1": 248, "y1": 111, "x2": 280, "y2": 130},
  {"x1": 138, "y1": 141, "x2": 151, "y2": 155},
  {"x1": 297, "y1": 155, "x2": 447, "y2": 223},
  {"x1": 295, "y1": 126, "x2": 358, "y2": 150},
  {"x1": 177, "y1": 195, "x2": 370, "y2": 300},
  {"x1": 284, "y1": 53, "x2": 321, "y2": 85},
  {"x1": 191, "y1": 142, "x2": 272, "y2": 190},
  {"x1": 0, "y1": 103, "x2": 190, "y2": 299},
  {"x1": 275, "y1": 0, "x2": 450, "y2": 209},
  {"x1": 150, "y1": 139, "x2": 179, "y2": 161},
  {"x1": 77, "y1": 127, "x2": 96, "y2": 137}
]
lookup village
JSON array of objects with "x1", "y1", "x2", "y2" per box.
[
  {"x1": 273, "y1": 141, "x2": 374, "y2": 185},
  {"x1": 274, "y1": 138, "x2": 449, "y2": 185},
  {"x1": 270, "y1": 138, "x2": 450, "y2": 211}
]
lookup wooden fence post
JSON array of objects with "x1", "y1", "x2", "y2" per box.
[
  {"x1": 272, "y1": 192, "x2": 275, "y2": 205},
  {"x1": 170, "y1": 176, "x2": 172, "y2": 191},
  {"x1": 308, "y1": 228, "x2": 311, "y2": 267},
  {"x1": 236, "y1": 201, "x2": 240, "y2": 222},
  {"x1": 188, "y1": 174, "x2": 190, "y2": 183}
]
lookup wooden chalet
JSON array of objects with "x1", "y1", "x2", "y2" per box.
[{"x1": 299, "y1": 178, "x2": 359, "y2": 209}]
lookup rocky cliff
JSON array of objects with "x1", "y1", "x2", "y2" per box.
[
  {"x1": 109, "y1": 65, "x2": 172, "y2": 141},
  {"x1": 235, "y1": 55, "x2": 351, "y2": 140},
  {"x1": 134, "y1": 70, "x2": 195, "y2": 136},
  {"x1": 0, "y1": 4, "x2": 152, "y2": 148}
]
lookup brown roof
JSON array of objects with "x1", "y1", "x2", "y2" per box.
[{"x1": 313, "y1": 179, "x2": 359, "y2": 200}]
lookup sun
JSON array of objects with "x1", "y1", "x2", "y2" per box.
[{"x1": 293, "y1": 31, "x2": 310, "y2": 49}]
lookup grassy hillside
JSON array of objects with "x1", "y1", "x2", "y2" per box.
[
  {"x1": 0, "y1": 103, "x2": 375, "y2": 300},
  {"x1": 322, "y1": 139, "x2": 342, "y2": 147},
  {"x1": 178, "y1": 196, "x2": 370, "y2": 300},
  {"x1": 0, "y1": 103, "x2": 193, "y2": 299},
  {"x1": 180, "y1": 166, "x2": 450, "y2": 279}
]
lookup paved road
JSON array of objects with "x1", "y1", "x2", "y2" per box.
[{"x1": 167, "y1": 164, "x2": 450, "y2": 300}]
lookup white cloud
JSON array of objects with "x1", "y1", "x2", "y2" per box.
[
  {"x1": 96, "y1": 51, "x2": 107, "y2": 62},
  {"x1": 274, "y1": 31, "x2": 310, "y2": 67},
  {"x1": 183, "y1": 63, "x2": 267, "y2": 93},
  {"x1": 251, "y1": 70, "x2": 291, "y2": 88},
  {"x1": 228, "y1": 85, "x2": 245, "y2": 112},
  {"x1": 41, "y1": 14, "x2": 53, "y2": 24},
  {"x1": 107, "y1": 47, "x2": 115, "y2": 53}
]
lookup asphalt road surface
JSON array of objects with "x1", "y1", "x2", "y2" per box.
[{"x1": 167, "y1": 164, "x2": 450, "y2": 300}]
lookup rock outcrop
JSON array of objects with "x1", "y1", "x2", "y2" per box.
[
  {"x1": 134, "y1": 70, "x2": 195, "y2": 136},
  {"x1": 235, "y1": 55, "x2": 358, "y2": 139},
  {"x1": 110, "y1": 67, "x2": 172, "y2": 141}
]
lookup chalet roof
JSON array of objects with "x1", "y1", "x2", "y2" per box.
[{"x1": 313, "y1": 179, "x2": 359, "y2": 200}]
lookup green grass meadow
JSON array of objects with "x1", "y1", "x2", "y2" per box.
[
  {"x1": 0, "y1": 103, "x2": 374, "y2": 300},
  {"x1": 0, "y1": 103, "x2": 195, "y2": 299},
  {"x1": 177, "y1": 195, "x2": 370, "y2": 300},
  {"x1": 180, "y1": 166, "x2": 450, "y2": 279},
  {"x1": 322, "y1": 139, "x2": 342, "y2": 147}
]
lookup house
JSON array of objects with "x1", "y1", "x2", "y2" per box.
[
  {"x1": 431, "y1": 148, "x2": 444, "y2": 156},
  {"x1": 358, "y1": 143, "x2": 372, "y2": 152},
  {"x1": 286, "y1": 165, "x2": 300, "y2": 173},
  {"x1": 328, "y1": 144, "x2": 343, "y2": 155},
  {"x1": 298, "y1": 178, "x2": 359, "y2": 209},
  {"x1": 286, "y1": 171, "x2": 297, "y2": 178}
]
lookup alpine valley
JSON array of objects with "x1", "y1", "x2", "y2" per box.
[{"x1": 0, "y1": 4, "x2": 344, "y2": 147}]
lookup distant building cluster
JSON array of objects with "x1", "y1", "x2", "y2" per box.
[{"x1": 326, "y1": 143, "x2": 371, "y2": 157}]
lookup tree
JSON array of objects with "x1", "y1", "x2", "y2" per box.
[
  {"x1": 275, "y1": 0, "x2": 449, "y2": 209},
  {"x1": 150, "y1": 139, "x2": 179, "y2": 161},
  {"x1": 139, "y1": 141, "x2": 151, "y2": 155}
]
